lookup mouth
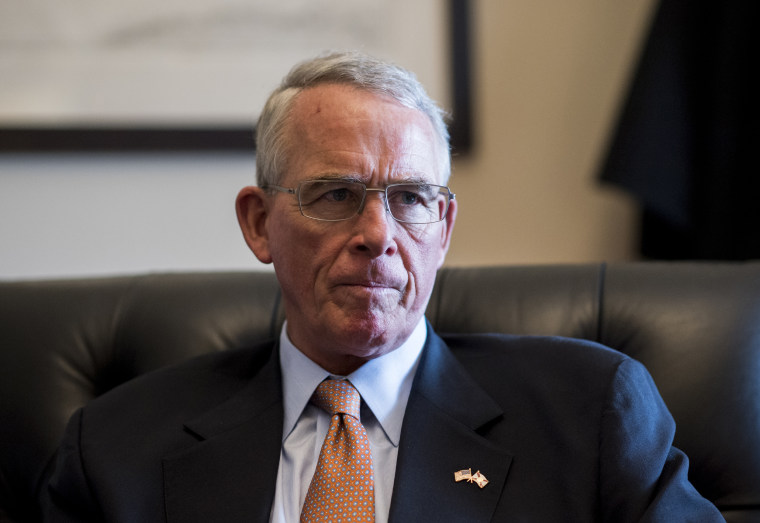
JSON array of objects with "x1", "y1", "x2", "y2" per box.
[
  {"x1": 340, "y1": 280, "x2": 401, "y2": 291},
  {"x1": 334, "y1": 274, "x2": 407, "y2": 295},
  {"x1": 357, "y1": 279, "x2": 394, "y2": 287},
  {"x1": 330, "y1": 264, "x2": 408, "y2": 297}
]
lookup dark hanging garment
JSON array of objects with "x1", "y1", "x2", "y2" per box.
[{"x1": 599, "y1": 1, "x2": 759, "y2": 260}]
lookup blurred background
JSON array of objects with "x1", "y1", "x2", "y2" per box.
[{"x1": 1, "y1": 1, "x2": 754, "y2": 280}]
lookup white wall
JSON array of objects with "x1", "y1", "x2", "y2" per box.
[
  {"x1": 0, "y1": 153, "x2": 266, "y2": 279},
  {"x1": 0, "y1": 1, "x2": 656, "y2": 280}
]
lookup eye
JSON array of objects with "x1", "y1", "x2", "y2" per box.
[
  {"x1": 390, "y1": 185, "x2": 434, "y2": 206},
  {"x1": 300, "y1": 181, "x2": 361, "y2": 206},
  {"x1": 323, "y1": 188, "x2": 350, "y2": 202},
  {"x1": 399, "y1": 191, "x2": 421, "y2": 205}
]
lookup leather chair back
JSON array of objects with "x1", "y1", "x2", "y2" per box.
[{"x1": 1, "y1": 263, "x2": 758, "y2": 521}]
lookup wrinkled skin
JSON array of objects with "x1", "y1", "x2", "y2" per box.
[{"x1": 236, "y1": 84, "x2": 456, "y2": 375}]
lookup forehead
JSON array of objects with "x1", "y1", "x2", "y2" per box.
[{"x1": 283, "y1": 84, "x2": 443, "y2": 183}]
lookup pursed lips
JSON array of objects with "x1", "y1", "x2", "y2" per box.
[
  {"x1": 333, "y1": 275, "x2": 406, "y2": 293},
  {"x1": 341, "y1": 280, "x2": 401, "y2": 291}
]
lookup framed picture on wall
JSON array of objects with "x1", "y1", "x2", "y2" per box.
[{"x1": 0, "y1": 0, "x2": 471, "y2": 153}]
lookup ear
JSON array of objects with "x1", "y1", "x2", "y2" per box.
[
  {"x1": 436, "y1": 197, "x2": 457, "y2": 269},
  {"x1": 235, "y1": 186, "x2": 273, "y2": 264}
]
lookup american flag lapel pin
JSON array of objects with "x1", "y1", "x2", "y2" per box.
[
  {"x1": 454, "y1": 468, "x2": 489, "y2": 488},
  {"x1": 454, "y1": 468, "x2": 472, "y2": 482}
]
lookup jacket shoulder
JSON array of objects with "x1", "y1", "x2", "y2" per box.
[
  {"x1": 440, "y1": 332, "x2": 630, "y2": 376},
  {"x1": 434, "y1": 332, "x2": 645, "y2": 423},
  {"x1": 79, "y1": 340, "x2": 277, "y2": 436}
]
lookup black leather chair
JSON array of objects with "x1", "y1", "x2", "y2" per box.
[{"x1": 1, "y1": 263, "x2": 759, "y2": 522}]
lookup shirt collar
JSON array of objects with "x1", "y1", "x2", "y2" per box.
[{"x1": 279, "y1": 317, "x2": 427, "y2": 447}]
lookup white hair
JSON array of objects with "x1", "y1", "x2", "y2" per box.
[{"x1": 255, "y1": 51, "x2": 451, "y2": 187}]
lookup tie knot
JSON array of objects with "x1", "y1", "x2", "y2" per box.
[{"x1": 312, "y1": 379, "x2": 361, "y2": 419}]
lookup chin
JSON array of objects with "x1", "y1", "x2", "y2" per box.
[{"x1": 330, "y1": 309, "x2": 410, "y2": 352}]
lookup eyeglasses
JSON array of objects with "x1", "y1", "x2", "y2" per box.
[{"x1": 264, "y1": 179, "x2": 455, "y2": 224}]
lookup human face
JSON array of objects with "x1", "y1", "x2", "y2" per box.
[{"x1": 236, "y1": 84, "x2": 456, "y2": 374}]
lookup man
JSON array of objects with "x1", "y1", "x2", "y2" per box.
[{"x1": 43, "y1": 52, "x2": 722, "y2": 521}]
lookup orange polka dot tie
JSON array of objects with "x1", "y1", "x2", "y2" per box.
[{"x1": 300, "y1": 379, "x2": 375, "y2": 522}]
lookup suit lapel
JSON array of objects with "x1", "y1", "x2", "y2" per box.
[
  {"x1": 389, "y1": 329, "x2": 513, "y2": 522},
  {"x1": 162, "y1": 346, "x2": 283, "y2": 523}
]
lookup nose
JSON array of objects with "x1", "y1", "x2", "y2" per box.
[{"x1": 349, "y1": 189, "x2": 398, "y2": 257}]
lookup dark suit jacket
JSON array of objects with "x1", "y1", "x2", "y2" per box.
[{"x1": 43, "y1": 325, "x2": 722, "y2": 522}]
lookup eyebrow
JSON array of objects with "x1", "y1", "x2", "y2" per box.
[
  {"x1": 397, "y1": 176, "x2": 431, "y2": 185},
  {"x1": 306, "y1": 174, "x2": 363, "y2": 183}
]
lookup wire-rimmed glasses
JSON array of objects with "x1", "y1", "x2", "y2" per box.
[{"x1": 264, "y1": 179, "x2": 455, "y2": 224}]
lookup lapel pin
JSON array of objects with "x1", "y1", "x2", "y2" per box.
[
  {"x1": 471, "y1": 470, "x2": 489, "y2": 488},
  {"x1": 454, "y1": 468, "x2": 489, "y2": 488},
  {"x1": 454, "y1": 468, "x2": 472, "y2": 482}
]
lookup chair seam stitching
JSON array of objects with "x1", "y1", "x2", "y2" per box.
[{"x1": 595, "y1": 263, "x2": 607, "y2": 344}]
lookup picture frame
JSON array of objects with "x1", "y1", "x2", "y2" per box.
[{"x1": 0, "y1": 0, "x2": 471, "y2": 154}]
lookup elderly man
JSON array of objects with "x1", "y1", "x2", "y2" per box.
[{"x1": 44, "y1": 52, "x2": 721, "y2": 522}]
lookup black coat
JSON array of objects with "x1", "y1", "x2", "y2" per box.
[{"x1": 43, "y1": 324, "x2": 721, "y2": 521}]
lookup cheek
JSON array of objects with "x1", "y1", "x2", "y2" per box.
[
  {"x1": 269, "y1": 222, "x2": 337, "y2": 288},
  {"x1": 406, "y1": 226, "x2": 446, "y2": 265},
  {"x1": 403, "y1": 233, "x2": 446, "y2": 289}
]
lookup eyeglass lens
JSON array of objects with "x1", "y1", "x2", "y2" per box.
[{"x1": 297, "y1": 180, "x2": 450, "y2": 223}]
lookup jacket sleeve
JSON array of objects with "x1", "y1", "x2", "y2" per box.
[
  {"x1": 598, "y1": 358, "x2": 724, "y2": 522},
  {"x1": 40, "y1": 408, "x2": 105, "y2": 523}
]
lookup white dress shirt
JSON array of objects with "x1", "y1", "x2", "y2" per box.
[{"x1": 269, "y1": 318, "x2": 427, "y2": 523}]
